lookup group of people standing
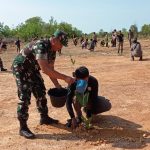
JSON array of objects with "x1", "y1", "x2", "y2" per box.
[
  {"x1": 103, "y1": 29, "x2": 142, "y2": 60},
  {"x1": 72, "y1": 29, "x2": 141, "y2": 57},
  {"x1": 110, "y1": 29, "x2": 124, "y2": 55}
]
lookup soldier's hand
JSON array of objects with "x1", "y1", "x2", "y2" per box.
[
  {"x1": 65, "y1": 76, "x2": 75, "y2": 85},
  {"x1": 55, "y1": 83, "x2": 62, "y2": 89}
]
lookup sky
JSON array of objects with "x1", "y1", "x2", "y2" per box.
[{"x1": 0, "y1": 0, "x2": 150, "y2": 33}]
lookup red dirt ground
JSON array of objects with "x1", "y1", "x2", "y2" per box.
[{"x1": 0, "y1": 40, "x2": 150, "y2": 150}]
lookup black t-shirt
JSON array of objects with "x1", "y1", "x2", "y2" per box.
[
  {"x1": 66, "y1": 75, "x2": 99, "y2": 118},
  {"x1": 15, "y1": 40, "x2": 21, "y2": 46},
  {"x1": 13, "y1": 40, "x2": 55, "y2": 73},
  {"x1": 117, "y1": 34, "x2": 124, "y2": 42}
]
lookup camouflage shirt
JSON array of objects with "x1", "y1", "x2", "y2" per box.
[{"x1": 13, "y1": 40, "x2": 56, "y2": 73}]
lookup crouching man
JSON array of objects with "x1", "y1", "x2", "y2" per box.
[
  {"x1": 66, "y1": 66, "x2": 111, "y2": 129},
  {"x1": 131, "y1": 38, "x2": 143, "y2": 61}
]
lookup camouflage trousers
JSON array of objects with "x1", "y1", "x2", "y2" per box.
[{"x1": 12, "y1": 62, "x2": 48, "y2": 122}]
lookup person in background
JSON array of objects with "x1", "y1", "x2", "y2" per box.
[
  {"x1": 88, "y1": 39, "x2": 95, "y2": 51},
  {"x1": 82, "y1": 38, "x2": 88, "y2": 49},
  {"x1": 128, "y1": 29, "x2": 134, "y2": 47},
  {"x1": 72, "y1": 34, "x2": 78, "y2": 46},
  {"x1": 100, "y1": 40, "x2": 105, "y2": 47},
  {"x1": 93, "y1": 32, "x2": 97, "y2": 47},
  {"x1": 111, "y1": 31, "x2": 116, "y2": 47},
  {"x1": 116, "y1": 30, "x2": 124, "y2": 55},
  {"x1": 105, "y1": 32, "x2": 109, "y2": 47},
  {"x1": 15, "y1": 37, "x2": 21, "y2": 53},
  {"x1": 80, "y1": 36, "x2": 84, "y2": 45},
  {"x1": 131, "y1": 38, "x2": 143, "y2": 61}
]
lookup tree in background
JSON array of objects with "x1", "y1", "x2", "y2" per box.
[
  {"x1": 42, "y1": 16, "x2": 58, "y2": 38},
  {"x1": 15, "y1": 17, "x2": 44, "y2": 41},
  {"x1": 130, "y1": 24, "x2": 138, "y2": 38},
  {"x1": 140, "y1": 24, "x2": 150, "y2": 37},
  {"x1": 121, "y1": 28, "x2": 128, "y2": 38},
  {"x1": 14, "y1": 16, "x2": 82, "y2": 41},
  {"x1": 98, "y1": 29, "x2": 106, "y2": 38},
  {"x1": 0, "y1": 22, "x2": 12, "y2": 38},
  {"x1": 2, "y1": 18, "x2": 150, "y2": 41}
]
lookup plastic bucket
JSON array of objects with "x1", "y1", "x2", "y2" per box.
[{"x1": 47, "y1": 88, "x2": 68, "y2": 108}]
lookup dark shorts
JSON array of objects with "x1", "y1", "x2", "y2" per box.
[{"x1": 91, "y1": 96, "x2": 112, "y2": 114}]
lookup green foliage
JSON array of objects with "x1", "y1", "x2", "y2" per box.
[
  {"x1": 58, "y1": 22, "x2": 82, "y2": 38},
  {"x1": 2, "y1": 17, "x2": 150, "y2": 40},
  {"x1": 0, "y1": 23, "x2": 4, "y2": 38},
  {"x1": 42, "y1": 16, "x2": 58, "y2": 37},
  {"x1": 0, "y1": 16, "x2": 82, "y2": 41},
  {"x1": 98, "y1": 29, "x2": 106, "y2": 38},
  {"x1": 121, "y1": 28, "x2": 128, "y2": 38},
  {"x1": 141, "y1": 24, "x2": 150, "y2": 37},
  {"x1": 72, "y1": 27, "x2": 82, "y2": 37},
  {"x1": 0, "y1": 22, "x2": 12, "y2": 38},
  {"x1": 130, "y1": 24, "x2": 138, "y2": 33},
  {"x1": 16, "y1": 17, "x2": 44, "y2": 41},
  {"x1": 130, "y1": 24, "x2": 138, "y2": 38},
  {"x1": 81, "y1": 116, "x2": 92, "y2": 129}
]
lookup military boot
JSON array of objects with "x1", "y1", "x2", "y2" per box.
[
  {"x1": 40, "y1": 115, "x2": 59, "y2": 125},
  {"x1": 19, "y1": 121, "x2": 35, "y2": 139}
]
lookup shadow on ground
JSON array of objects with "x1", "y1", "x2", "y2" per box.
[
  {"x1": 35, "y1": 115, "x2": 150, "y2": 149},
  {"x1": 0, "y1": 70, "x2": 12, "y2": 73}
]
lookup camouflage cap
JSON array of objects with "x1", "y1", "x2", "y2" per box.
[
  {"x1": 54, "y1": 29, "x2": 68, "y2": 47},
  {"x1": 54, "y1": 29, "x2": 66, "y2": 38}
]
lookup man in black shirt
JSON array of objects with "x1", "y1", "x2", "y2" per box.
[
  {"x1": 15, "y1": 37, "x2": 21, "y2": 53},
  {"x1": 66, "y1": 66, "x2": 111, "y2": 129},
  {"x1": 117, "y1": 31, "x2": 124, "y2": 55}
]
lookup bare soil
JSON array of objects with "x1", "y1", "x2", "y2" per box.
[{"x1": 0, "y1": 40, "x2": 150, "y2": 150}]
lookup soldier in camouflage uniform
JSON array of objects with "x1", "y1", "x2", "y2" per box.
[{"x1": 12, "y1": 30, "x2": 74, "y2": 139}]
